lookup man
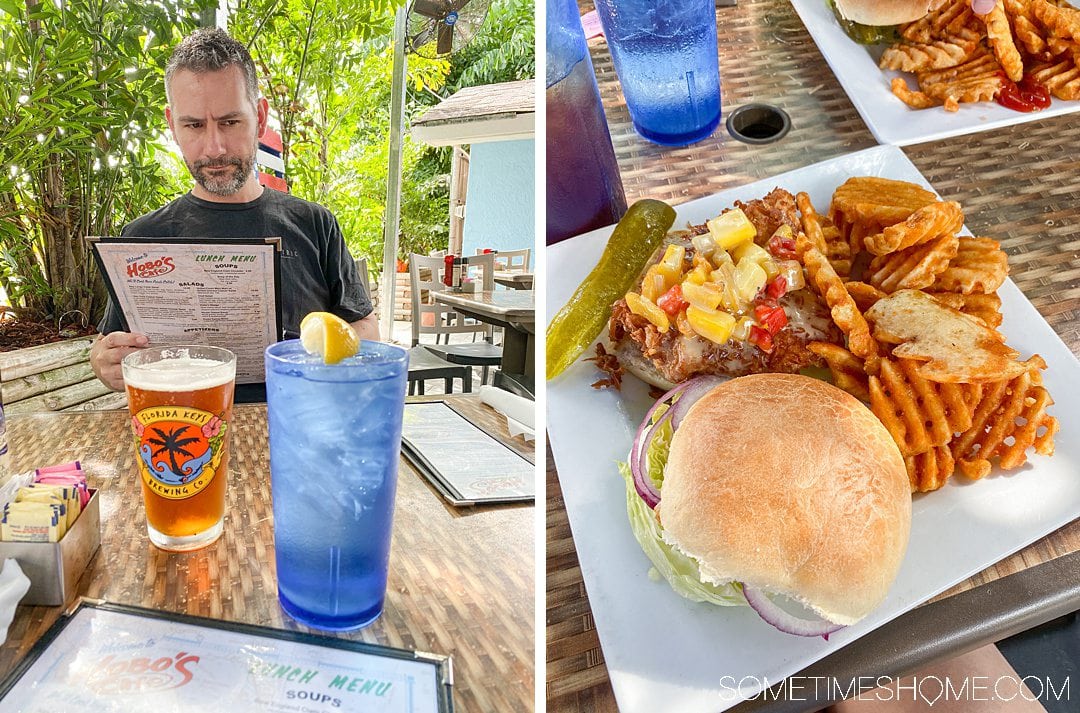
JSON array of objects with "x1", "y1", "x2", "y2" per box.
[{"x1": 91, "y1": 27, "x2": 377, "y2": 402}]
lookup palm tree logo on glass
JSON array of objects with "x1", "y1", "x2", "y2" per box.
[{"x1": 130, "y1": 408, "x2": 228, "y2": 498}]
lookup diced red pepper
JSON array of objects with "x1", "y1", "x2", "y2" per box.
[
  {"x1": 748, "y1": 325, "x2": 774, "y2": 353},
  {"x1": 656, "y1": 283, "x2": 689, "y2": 317},
  {"x1": 765, "y1": 275, "x2": 788, "y2": 300},
  {"x1": 767, "y1": 233, "x2": 798, "y2": 260},
  {"x1": 754, "y1": 304, "x2": 788, "y2": 335}
]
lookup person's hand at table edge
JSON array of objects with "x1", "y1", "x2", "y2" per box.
[
  {"x1": 90, "y1": 331, "x2": 148, "y2": 392},
  {"x1": 350, "y1": 311, "x2": 380, "y2": 342}
]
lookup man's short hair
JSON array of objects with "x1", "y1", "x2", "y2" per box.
[{"x1": 165, "y1": 27, "x2": 259, "y2": 105}]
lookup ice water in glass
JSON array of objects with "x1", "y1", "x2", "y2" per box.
[
  {"x1": 265, "y1": 340, "x2": 408, "y2": 631},
  {"x1": 594, "y1": 0, "x2": 722, "y2": 146}
]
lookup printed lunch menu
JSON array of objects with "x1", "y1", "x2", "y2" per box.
[{"x1": 0, "y1": 605, "x2": 448, "y2": 713}]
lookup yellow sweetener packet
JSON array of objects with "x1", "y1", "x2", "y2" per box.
[
  {"x1": 18, "y1": 483, "x2": 79, "y2": 528},
  {"x1": 2, "y1": 501, "x2": 64, "y2": 543}
]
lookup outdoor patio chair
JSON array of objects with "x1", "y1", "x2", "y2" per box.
[
  {"x1": 477, "y1": 247, "x2": 531, "y2": 272},
  {"x1": 406, "y1": 345, "x2": 472, "y2": 395},
  {"x1": 409, "y1": 253, "x2": 502, "y2": 387},
  {"x1": 354, "y1": 255, "x2": 371, "y2": 299}
]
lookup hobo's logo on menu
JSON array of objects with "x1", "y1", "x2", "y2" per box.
[
  {"x1": 87, "y1": 651, "x2": 200, "y2": 695},
  {"x1": 130, "y1": 407, "x2": 227, "y2": 499},
  {"x1": 126, "y1": 256, "x2": 176, "y2": 278}
]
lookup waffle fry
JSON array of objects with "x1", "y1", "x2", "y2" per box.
[
  {"x1": 797, "y1": 234, "x2": 880, "y2": 372},
  {"x1": 981, "y1": 1, "x2": 1026, "y2": 80},
  {"x1": 880, "y1": 38, "x2": 981, "y2": 72},
  {"x1": 844, "y1": 281, "x2": 887, "y2": 312},
  {"x1": 822, "y1": 221, "x2": 853, "y2": 278},
  {"x1": 1012, "y1": 13, "x2": 1049, "y2": 55},
  {"x1": 867, "y1": 234, "x2": 960, "y2": 292},
  {"x1": 797, "y1": 192, "x2": 851, "y2": 277},
  {"x1": 928, "y1": 236, "x2": 1009, "y2": 294},
  {"x1": 808, "y1": 342, "x2": 870, "y2": 402},
  {"x1": 952, "y1": 357, "x2": 1059, "y2": 475},
  {"x1": 1027, "y1": 56, "x2": 1080, "y2": 100},
  {"x1": 927, "y1": 291, "x2": 1004, "y2": 327},
  {"x1": 863, "y1": 201, "x2": 964, "y2": 256},
  {"x1": 796, "y1": 192, "x2": 827, "y2": 253},
  {"x1": 918, "y1": 51, "x2": 1009, "y2": 104},
  {"x1": 866, "y1": 289, "x2": 1028, "y2": 383},
  {"x1": 880, "y1": 0, "x2": 1080, "y2": 111},
  {"x1": 906, "y1": 446, "x2": 958, "y2": 492},
  {"x1": 1031, "y1": 0, "x2": 1080, "y2": 43},
  {"x1": 803, "y1": 176, "x2": 1060, "y2": 495},
  {"x1": 845, "y1": 284, "x2": 1003, "y2": 329},
  {"x1": 890, "y1": 77, "x2": 940, "y2": 108},
  {"x1": 869, "y1": 357, "x2": 980, "y2": 457},
  {"x1": 846, "y1": 221, "x2": 872, "y2": 257},
  {"x1": 830, "y1": 177, "x2": 939, "y2": 235},
  {"x1": 903, "y1": 1, "x2": 983, "y2": 43}
]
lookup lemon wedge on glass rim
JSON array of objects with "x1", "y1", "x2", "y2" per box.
[{"x1": 299, "y1": 312, "x2": 360, "y2": 364}]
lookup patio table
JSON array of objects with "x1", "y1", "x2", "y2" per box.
[
  {"x1": 434, "y1": 289, "x2": 536, "y2": 396},
  {"x1": 0, "y1": 395, "x2": 535, "y2": 712},
  {"x1": 494, "y1": 270, "x2": 535, "y2": 290},
  {"x1": 548, "y1": 1, "x2": 1080, "y2": 711}
]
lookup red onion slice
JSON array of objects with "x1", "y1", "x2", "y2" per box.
[
  {"x1": 668, "y1": 375, "x2": 725, "y2": 430},
  {"x1": 629, "y1": 376, "x2": 726, "y2": 509},
  {"x1": 629, "y1": 381, "x2": 690, "y2": 509},
  {"x1": 742, "y1": 583, "x2": 844, "y2": 639}
]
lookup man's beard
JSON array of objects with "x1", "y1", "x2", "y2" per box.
[{"x1": 189, "y1": 147, "x2": 256, "y2": 197}]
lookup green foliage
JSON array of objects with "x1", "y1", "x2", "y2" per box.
[
  {"x1": 445, "y1": 0, "x2": 535, "y2": 91},
  {"x1": 230, "y1": 0, "x2": 534, "y2": 270},
  {"x1": 402, "y1": 0, "x2": 536, "y2": 259},
  {"x1": 0, "y1": 0, "x2": 534, "y2": 323},
  {"x1": 230, "y1": 0, "x2": 454, "y2": 269},
  {"x1": 0, "y1": 0, "x2": 203, "y2": 322}
]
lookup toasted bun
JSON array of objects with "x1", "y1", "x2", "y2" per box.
[
  {"x1": 659, "y1": 374, "x2": 910, "y2": 625},
  {"x1": 834, "y1": 0, "x2": 933, "y2": 25}
]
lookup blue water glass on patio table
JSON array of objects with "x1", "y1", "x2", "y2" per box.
[
  {"x1": 593, "y1": 0, "x2": 722, "y2": 146},
  {"x1": 547, "y1": 0, "x2": 627, "y2": 244},
  {"x1": 265, "y1": 339, "x2": 408, "y2": 631}
]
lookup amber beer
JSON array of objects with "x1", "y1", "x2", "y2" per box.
[{"x1": 122, "y1": 346, "x2": 236, "y2": 551}]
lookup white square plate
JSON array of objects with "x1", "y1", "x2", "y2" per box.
[
  {"x1": 546, "y1": 145, "x2": 1080, "y2": 713},
  {"x1": 788, "y1": 0, "x2": 1080, "y2": 146}
]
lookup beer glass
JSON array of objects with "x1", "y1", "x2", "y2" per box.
[
  {"x1": 123, "y1": 345, "x2": 236, "y2": 551},
  {"x1": 265, "y1": 339, "x2": 408, "y2": 631}
]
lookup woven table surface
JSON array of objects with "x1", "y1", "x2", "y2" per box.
[
  {"x1": 1, "y1": 397, "x2": 535, "y2": 713},
  {"x1": 549, "y1": 1, "x2": 1080, "y2": 710}
]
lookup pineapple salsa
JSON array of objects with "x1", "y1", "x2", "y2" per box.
[{"x1": 623, "y1": 208, "x2": 806, "y2": 354}]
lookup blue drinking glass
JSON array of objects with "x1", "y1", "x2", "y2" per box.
[
  {"x1": 547, "y1": 0, "x2": 627, "y2": 244},
  {"x1": 265, "y1": 339, "x2": 409, "y2": 631},
  {"x1": 593, "y1": 0, "x2": 722, "y2": 146}
]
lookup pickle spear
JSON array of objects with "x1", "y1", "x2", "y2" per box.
[{"x1": 547, "y1": 199, "x2": 677, "y2": 380}]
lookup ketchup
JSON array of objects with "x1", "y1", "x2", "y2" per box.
[{"x1": 996, "y1": 74, "x2": 1051, "y2": 113}]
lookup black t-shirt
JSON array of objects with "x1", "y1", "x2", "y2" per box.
[{"x1": 98, "y1": 189, "x2": 372, "y2": 402}]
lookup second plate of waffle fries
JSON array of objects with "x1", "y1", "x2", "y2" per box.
[{"x1": 791, "y1": 0, "x2": 1080, "y2": 145}]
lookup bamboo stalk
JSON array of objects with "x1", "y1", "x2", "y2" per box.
[
  {"x1": 0, "y1": 336, "x2": 96, "y2": 381},
  {"x1": 6, "y1": 376, "x2": 111, "y2": 415},
  {"x1": 63, "y1": 390, "x2": 127, "y2": 412},
  {"x1": 1, "y1": 360, "x2": 95, "y2": 403}
]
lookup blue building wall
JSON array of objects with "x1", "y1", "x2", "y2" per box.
[{"x1": 461, "y1": 139, "x2": 535, "y2": 264}]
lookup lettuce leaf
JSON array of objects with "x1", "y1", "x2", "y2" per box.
[{"x1": 618, "y1": 460, "x2": 745, "y2": 607}]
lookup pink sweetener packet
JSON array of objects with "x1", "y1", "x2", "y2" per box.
[
  {"x1": 35, "y1": 460, "x2": 82, "y2": 476},
  {"x1": 35, "y1": 473, "x2": 89, "y2": 508},
  {"x1": 581, "y1": 11, "x2": 603, "y2": 40}
]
